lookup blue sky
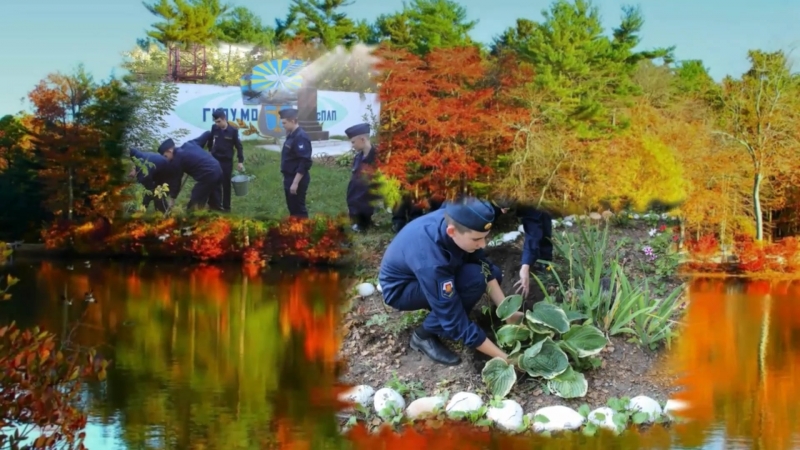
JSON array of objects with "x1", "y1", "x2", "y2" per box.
[{"x1": 1, "y1": 0, "x2": 797, "y2": 115}]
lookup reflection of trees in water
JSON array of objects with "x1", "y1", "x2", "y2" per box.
[
  {"x1": 25, "y1": 261, "x2": 346, "y2": 450},
  {"x1": 669, "y1": 278, "x2": 800, "y2": 450}
]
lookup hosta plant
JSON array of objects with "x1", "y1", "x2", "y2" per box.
[{"x1": 481, "y1": 295, "x2": 608, "y2": 399}]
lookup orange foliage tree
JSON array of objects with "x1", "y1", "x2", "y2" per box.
[
  {"x1": 26, "y1": 69, "x2": 135, "y2": 222},
  {"x1": 374, "y1": 45, "x2": 531, "y2": 200}
]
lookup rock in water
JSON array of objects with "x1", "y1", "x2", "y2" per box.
[
  {"x1": 445, "y1": 392, "x2": 483, "y2": 416},
  {"x1": 405, "y1": 396, "x2": 445, "y2": 419},
  {"x1": 587, "y1": 406, "x2": 617, "y2": 432},
  {"x1": 338, "y1": 385, "x2": 375, "y2": 408},
  {"x1": 487, "y1": 399, "x2": 524, "y2": 431},
  {"x1": 531, "y1": 405, "x2": 585, "y2": 432},
  {"x1": 373, "y1": 388, "x2": 405, "y2": 417},
  {"x1": 628, "y1": 396, "x2": 663, "y2": 422},
  {"x1": 356, "y1": 282, "x2": 376, "y2": 297}
]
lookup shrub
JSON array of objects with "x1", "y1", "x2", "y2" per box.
[{"x1": 482, "y1": 296, "x2": 608, "y2": 399}]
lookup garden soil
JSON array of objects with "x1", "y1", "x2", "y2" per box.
[{"x1": 338, "y1": 222, "x2": 687, "y2": 412}]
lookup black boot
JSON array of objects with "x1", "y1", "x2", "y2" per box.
[{"x1": 409, "y1": 330, "x2": 461, "y2": 366}]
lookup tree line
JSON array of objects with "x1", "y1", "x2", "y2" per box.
[{"x1": 1, "y1": 0, "x2": 799, "y2": 249}]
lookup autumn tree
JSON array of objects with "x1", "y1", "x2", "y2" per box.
[
  {"x1": 27, "y1": 68, "x2": 138, "y2": 221},
  {"x1": 714, "y1": 50, "x2": 800, "y2": 241},
  {"x1": 375, "y1": 46, "x2": 529, "y2": 199}
]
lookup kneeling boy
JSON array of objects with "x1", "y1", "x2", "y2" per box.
[{"x1": 378, "y1": 197, "x2": 523, "y2": 366}]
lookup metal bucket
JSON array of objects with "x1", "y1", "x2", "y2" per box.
[{"x1": 231, "y1": 174, "x2": 252, "y2": 197}]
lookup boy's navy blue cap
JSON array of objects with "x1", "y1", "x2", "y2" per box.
[
  {"x1": 345, "y1": 123, "x2": 370, "y2": 139},
  {"x1": 445, "y1": 197, "x2": 495, "y2": 231},
  {"x1": 279, "y1": 108, "x2": 299, "y2": 120},
  {"x1": 157, "y1": 138, "x2": 175, "y2": 155}
]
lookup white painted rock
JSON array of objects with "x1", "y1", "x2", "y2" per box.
[
  {"x1": 664, "y1": 399, "x2": 689, "y2": 419},
  {"x1": 501, "y1": 231, "x2": 521, "y2": 243},
  {"x1": 587, "y1": 406, "x2": 617, "y2": 431},
  {"x1": 338, "y1": 385, "x2": 375, "y2": 408},
  {"x1": 356, "y1": 283, "x2": 376, "y2": 297},
  {"x1": 487, "y1": 399, "x2": 524, "y2": 431},
  {"x1": 628, "y1": 396, "x2": 662, "y2": 422},
  {"x1": 602, "y1": 210, "x2": 614, "y2": 219},
  {"x1": 550, "y1": 220, "x2": 558, "y2": 228},
  {"x1": 376, "y1": 283, "x2": 382, "y2": 293},
  {"x1": 531, "y1": 405, "x2": 585, "y2": 432},
  {"x1": 405, "y1": 396, "x2": 445, "y2": 420},
  {"x1": 563, "y1": 221, "x2": 573, "y2": 227},
  {"x1": 564, "y1": 215, "x2": 575, "y2": 222},
  {"x1": 589, "y1": 212, "x2": 602, "y2": 221},
  {"x1": 518, "y1": 224, "x2": 525, "y2": 233},
  {"x1": 445, "y1": 392, "x2": 483, "y2": 415},
  {"x1": 374, "y1": 388, "x2": 405, "y2": 417}
]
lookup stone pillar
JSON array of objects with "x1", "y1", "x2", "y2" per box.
[{"x1": 296, "y1": 75, "x2": 329, "y2": 141}]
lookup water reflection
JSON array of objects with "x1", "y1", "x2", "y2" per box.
[
  {"x1": 670, "y1": 278, "x2": 800, "y2": 450},
  {"x1": 0, "y1": 260, "x2": 348, "y2": 450}
]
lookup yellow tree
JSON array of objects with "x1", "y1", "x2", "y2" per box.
[{"x1": 714, "y1": 50, "x2": 800, "y2": 241}]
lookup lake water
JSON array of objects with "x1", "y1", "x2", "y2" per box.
[{"x1": 1, "y1": 260, "x2": 799, "y2": 449}]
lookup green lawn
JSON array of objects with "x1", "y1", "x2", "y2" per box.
[{"x1": 172, "y1": 142, "x2": 352, "y2": 219}]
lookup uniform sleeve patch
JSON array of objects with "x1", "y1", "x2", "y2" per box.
[{"x1": 439, "y1": 279, "x2": 455, "y2": 299}]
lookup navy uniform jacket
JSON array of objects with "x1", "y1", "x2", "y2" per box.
[
  {"x1": 193, "y1": 124, "x2": 244, "y2": 163},
  {"x1": 346, "y1": 146, "x2": 380, "y2": 215},
  {"x1": 281, "y1": 127, "x2": 313, "y2": 176},
  {"x1": 172, "y1": 141, "x2": 222, "y2": 188},
  {"x1": 130, "y1": 148, "x2": 168, "y2": 185},
  {"x1": 379, "y1": 209, "x2": 497, "y2": 348}
]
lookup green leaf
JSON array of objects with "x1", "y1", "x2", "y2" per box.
[
  {"x1": 582, "y1": 423, "x2": 598, "y2": 436},
  {"x1": 496, "y1": 294, "x2": 523, "y2": 321},
  {"x1": 566, "y1": 310, "x2": 589, "y2": 323},
  {"x1": 632, "y1": 411, "x2": 649, "y2": 424},
  {"x1": 546, "y1": 366, "x2": 588, "y2": 398},
  {"x1": 562, "y1": 324, "x2": 608, "y2": 358},
  {"x1": 578, "y1": 404, "x2": 591, "y2": 417},
  {"x1": 518, "y1": 337, "x2": 570, "y2": 379},
  {"x1": 533, "y1": 414, "x2": 550, "y2": 423},
  {"x1": 527, "y1": 320, "x2": 556, "y2": 337},
  {"x1": 495, "y1": 324, "x2": 532, "y2": 347},
  {"x1": 527, "y1": 302, "x2": 570, "y2": 334},
  {"x1": 481, "y1": 357, "x2": 517, "y2": 398},
  {"x1": 508, "y1": 340, "x2": 523, "y2": 358}
]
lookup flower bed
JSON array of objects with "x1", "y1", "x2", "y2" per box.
[{"x1": 40, "y1": 215, "x2": 351, "y2": 265}]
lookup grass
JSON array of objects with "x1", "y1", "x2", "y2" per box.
[{"x1": 171, "y1": 141, "x2": 353, "y2": 218}]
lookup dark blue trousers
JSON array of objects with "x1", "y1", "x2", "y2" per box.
[
  {"x1": 215, "y1": 158, "x2": 234, "y2": 211},
  {"x1": 526, "y1": 209, "x2": 554, "y2": 261},
  {"x1": 187, "y1": 173, "x2": 221, "y2": 211},
  {"x1": 388, "y1": 262, "x2": 503, "y2": 335},
  {"x1": 282, "y1": 173, "x2": 310, "y2": 218}
]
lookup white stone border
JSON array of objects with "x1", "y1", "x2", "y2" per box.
[{"x1": 338, "y1": 385, "x2": 691, "y2": 435}]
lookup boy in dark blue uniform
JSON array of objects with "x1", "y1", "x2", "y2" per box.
[
  {"x1": 192, "y1": 109, "x2": 244, "y2": 213},
  {"x1": 379, "y1": 197, "x2": 524, "y2": 366},
  {"x1": 490, "y1": 199, "x2": 554, "y2": 297},
  {"x1": 278, "y1": 108, "x2": 313, "y2": 218},
  {"x1": 344, "y1": 123, "x2": 380, "y2": 232},
  {"x1": 129, "y1": 148, "x2": 181, "y2": 212},
  {"x1": 158, "y1": 138, "x2": 223, "y2": 211}
]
